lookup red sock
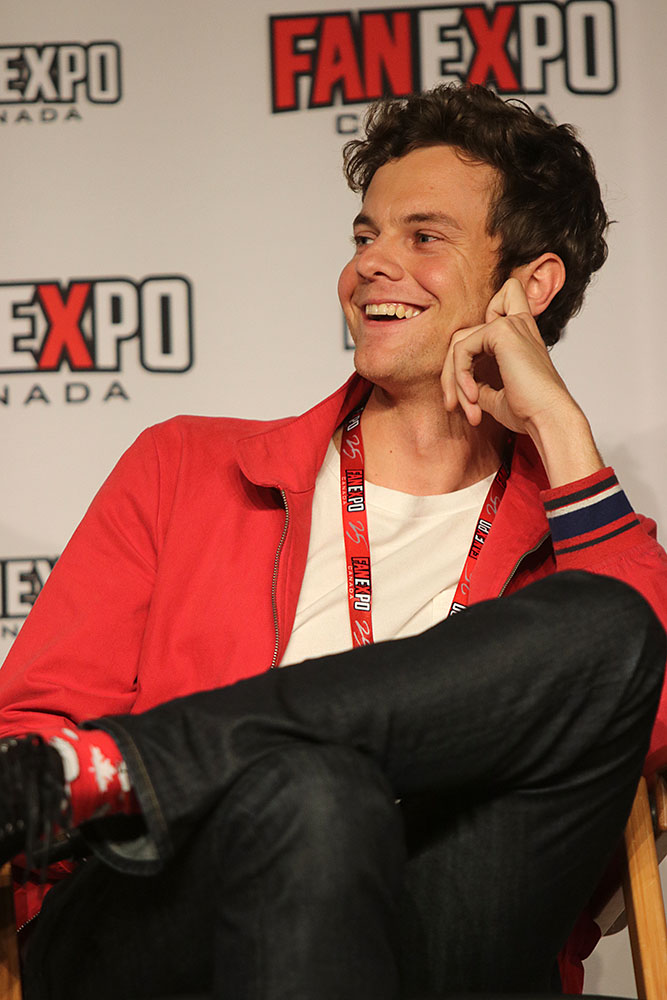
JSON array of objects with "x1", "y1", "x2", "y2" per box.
[{"x1": 48, "y1": 726, "x2": 139, "y2": 827}]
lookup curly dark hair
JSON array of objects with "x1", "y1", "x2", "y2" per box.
[{"x1": 342, "y1": 85, "x2": 608, "y2": 346}]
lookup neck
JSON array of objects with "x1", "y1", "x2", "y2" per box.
[{"x1": 340, "y1": 383, "x2": 506, "y2": 495}]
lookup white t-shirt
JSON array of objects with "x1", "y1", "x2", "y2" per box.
[{"x1": 280, "y1": 440, "x2": 494, "y2": 667}]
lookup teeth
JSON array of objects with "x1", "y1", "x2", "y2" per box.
[{"x1": 365, "y1": 303, "x2": 422, "y2": 319}]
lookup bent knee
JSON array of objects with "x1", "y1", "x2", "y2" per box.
[
  {"x1": 222, "y1": 743, "x2": 401, "y2": 849},
  {"x1": 558, "y1": 572, "x2": 664, "y2": 652}
]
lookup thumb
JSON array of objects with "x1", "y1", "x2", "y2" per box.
[{"x1": 485, "y1": 277, "x2": 530, "y2": 324}]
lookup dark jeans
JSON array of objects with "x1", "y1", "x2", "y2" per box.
[{"x1": 24, "y1": 573, "x2": 666, "y2": 999}]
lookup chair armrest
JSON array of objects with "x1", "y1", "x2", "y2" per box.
[
  {"x1": 594, "y1": 773, "x2": 667, "y2": 937},
  {"x1": 651, "y1": 771, "x2": 667, "y2": 834},
  {"x1": 0, "y1": 862, "x2": 22, "y2": 999}
]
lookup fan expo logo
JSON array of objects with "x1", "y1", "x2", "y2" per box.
[
  {"x1": 0, "y1": 276, "x2": 193, "y2": 406},
  {"x1": 0, "y1": 41, "x2": 121, "y2": 124},
  {"x1": 270, "y1": 1, "x2": 617, "y2": 131},
  {"x1": 0, "y1": 557, "x2": 56, "y2": 639}
]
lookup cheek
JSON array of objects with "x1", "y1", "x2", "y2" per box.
[
  {"x1": 412, "y1": 260, "x2": 448, "y2": 299},
  {"x1": 337, "y1": 260, "x2": 356, "y2": 309}
]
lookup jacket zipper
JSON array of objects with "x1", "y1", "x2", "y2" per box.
[
  {"x1": 18, "y1": 911, "x2": 40, "y2": 934},
  {"x1": 270, "y1": 489, "x2": 290, "y2": 669},
  {"x1": 498, "y1": 532, "x2": 550, "y2": 597}
]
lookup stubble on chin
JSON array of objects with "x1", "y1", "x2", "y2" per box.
[{"x1": 352, "y1": 340, "x2": 444, "y2": 393}]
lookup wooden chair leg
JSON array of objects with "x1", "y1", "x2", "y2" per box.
[
  {"x1": 623, "y1": 777, "x2": 667, "y2": 1000},
  {"x1": 0, "y1": 863, "x2": 21, "y2": 1000}
]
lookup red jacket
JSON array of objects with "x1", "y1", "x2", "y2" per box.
[{"x1": 2, "y1": 375, "x2": 667, "y2": 987}]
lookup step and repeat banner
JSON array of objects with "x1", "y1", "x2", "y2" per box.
[{"x1": 2, "y1": 2, "x2": 665, "y2": 992}]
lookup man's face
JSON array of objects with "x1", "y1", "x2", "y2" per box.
[{"x1": 338, "y1": 144, "x2": 501, "y2": 391}]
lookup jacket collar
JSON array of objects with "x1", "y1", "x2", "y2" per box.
[
  {"x1": 237, "y1": 373, "x2": 551, "y2": 553},
  {"x1": 236, "y1": 374, "x2": 371, "y2": 493}
]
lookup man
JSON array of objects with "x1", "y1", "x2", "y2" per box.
[{"x1": 1, "y1": 84, "x2": 666, "y2": 999}]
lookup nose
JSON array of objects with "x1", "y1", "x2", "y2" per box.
[{"x1": 355, "y1": 236, "x2": 404, "y2": 282}]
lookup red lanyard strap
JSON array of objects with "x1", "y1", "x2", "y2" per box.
[
  {"x1": 340, "y1": 408, "x2": 374, "y2": 647},
  {"x1": 340, "y1": 407, "x2": 512, "y2": 647},
  {"x1": 448, "y1": 446, "x2": 512, "y2": 614}
]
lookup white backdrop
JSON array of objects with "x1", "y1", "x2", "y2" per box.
[{"x1": 2, "y1": 1, "x2": 666, "y2": 994}]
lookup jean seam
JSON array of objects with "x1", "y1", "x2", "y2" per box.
[{"x1": 87, "y1": 716, "x2": 174, "y2": 864}]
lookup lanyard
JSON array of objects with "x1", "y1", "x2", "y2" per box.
[{"x1": 340, "y1": 406, "x2": 512, "y2": 648}]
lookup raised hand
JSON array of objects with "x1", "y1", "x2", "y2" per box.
[{"x1": 441, "y1": 278, "x2": 604, "y2": 486}]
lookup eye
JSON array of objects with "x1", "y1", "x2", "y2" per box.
[
  {"x1": 353, "y1": 234, "x2": 374, "y2": 247},
  {"x1": 416, "y1": 232, "x2": 438, "y2": 244}
]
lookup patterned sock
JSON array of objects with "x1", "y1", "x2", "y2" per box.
[{"x1": 47, "y1": 726, "x2": 139, "y2": 827}]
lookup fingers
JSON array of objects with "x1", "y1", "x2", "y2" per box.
[
  {"x1": 442, "y1": 309, "x2": 543, "y2": 427},
  {"x1": 442, "y1": 276, "x2": 555, "y2": 429},
  {"x1": 485, "y1": 277, "x2": 531, "y2": 325},
  {"x1": 441, "y1": 324, "x2": 487, "y2": 426},
  {"x1": 476, "y1": 382, "x2": 505, "y2": 426}
]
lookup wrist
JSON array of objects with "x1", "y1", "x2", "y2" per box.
[{"x1": 527, "y1": 405, "x2": 604, "y2": 488}]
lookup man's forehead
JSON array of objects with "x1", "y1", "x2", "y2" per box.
[
  {"x1": 358, "y1": 146, "x2": 499, "y2": 224},
  {"x1": 352, "y1": 209, "x2": 464, "y2": 232}
]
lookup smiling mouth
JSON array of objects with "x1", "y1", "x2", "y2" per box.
[{"x1": 364, "y1": 302, "x2": 423, "y2": 320}]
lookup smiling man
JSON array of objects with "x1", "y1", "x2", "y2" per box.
[
  {"x1": 1, "y1": 85, "x2": 667, "y2": 1000},
  {"x1": 338, "y1": 118, "x2": 604, "y2": 496}
]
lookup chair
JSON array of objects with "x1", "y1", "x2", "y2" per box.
[
  {"x1": 593, "y1": 775, "x2": 667, "y2": 999},
  {"x1": 1, "y1": 780, "x2": 666, "y2": 999},
  {"x1": 0, "y1": 863, "x2": 20, "y2": 1000}
]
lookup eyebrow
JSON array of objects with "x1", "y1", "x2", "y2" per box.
[{"x1": 352, "y1": 210, "x2": 463, "y2": 232}]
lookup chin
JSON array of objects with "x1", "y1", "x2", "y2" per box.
[
  {"x1": 353, "y1": 357, "x2": 382, "y2": 387},
  {"x1": 352, "y1": 345, "x2": 395, "y2": 382},
  {"x1": 352, "y1": 354, "x2": 429, "y2": 394}
]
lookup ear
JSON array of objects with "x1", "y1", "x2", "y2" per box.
[{"x1": 511, "y1": 253, "x2": 565, "y2": 318}]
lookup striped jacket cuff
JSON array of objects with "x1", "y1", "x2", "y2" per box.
[{"x1": 543, "y1": 468, "x2": 640, "y2": 557}]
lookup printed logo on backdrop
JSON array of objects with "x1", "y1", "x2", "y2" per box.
[
  {"x1": 270, "y1": 1, "x2": 617, "y2": 133},
  {"x1": 0, "y1": 557, "x2": 56, "y2": 640},
  {"x1": 0, "y1": 41, "x2": 121, "y2": 124},
  {"x1": 0, "y1": 275, "x2": 193, "y2": 406}
]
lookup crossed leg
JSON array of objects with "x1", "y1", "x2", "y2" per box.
[{"x1": 24, "y1": 572, "x2": 666, "y2": 999}]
